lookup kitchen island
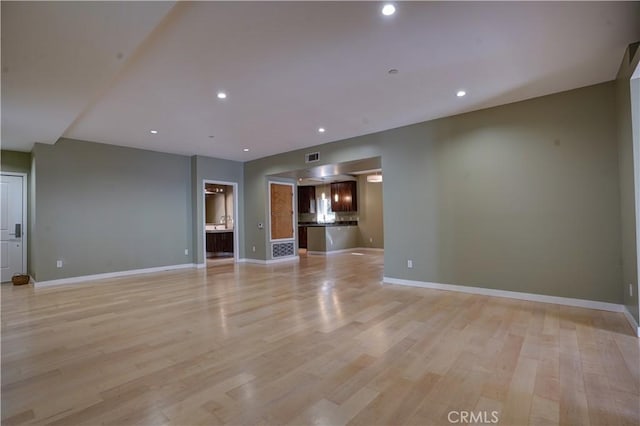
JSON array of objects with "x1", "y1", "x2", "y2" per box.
[{"x1": 305, "y1": 224, "x2": 358, "y2": 253}]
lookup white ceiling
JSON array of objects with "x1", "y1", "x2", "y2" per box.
[
  {"x1": 1, "y1": 1, "x2": 176, "y2": 150},
  {"x1": 2, "y1": 1, "x2": 639, "y2": 162}
]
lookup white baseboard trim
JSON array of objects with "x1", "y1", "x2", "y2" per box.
[
  {"x1": 382, "y1": 276, "x2": 625, "y2": 313},
  {"x1": 622, "y1": 307, "x2": 640, "y2": 336},
  {"x1": 266, "y1": 256, "x2": 299, "y2": 264},
  {"x1": 308, "y1": 248, "x2": 352, "y2": 255},
  {"x1": 238, "y1": 258, "x2": 267, "y2": 265},
  {"x1": 196, "y1": 263, "x2": 206, "y2": 269},
  {"x1": 34, "y1": 263, "x2": 197, "y2": 288},
  {"x1": 238, "y1": 256, "x2": 300, "y2": 265},
  {"x1": 308, "y1": 247, "x2": 384, "y2": 255}
]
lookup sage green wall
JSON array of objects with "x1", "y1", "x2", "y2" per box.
[
  {"x1": 357, "y1": 175, "x2": 384, "y2": 249},
  {"x1": 244, "y1": 167, "x2": 267, "y2": 260},
  {"x1": 33, "y1": 139, "x2": 193, "y2": 281},
  {"x1": 245, "y1": 82, "x2": 622, "y2": 303},
  {"x1": 616, "y1": 45, "x2": 640, "y2": 324},
  {"x1": 1, "y1": 150, "x2": 30, "y2": 173},
  {"x1": 191, "y1": 155, "x2": 244, "y2": 264}
]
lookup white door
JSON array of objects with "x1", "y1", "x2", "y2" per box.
[{"x1": 1, "y1": 175, "x2": 24, "y2": 282}]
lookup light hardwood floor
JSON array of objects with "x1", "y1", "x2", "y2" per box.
[{"x1": 2, "y1": 251, "x2": 638, "y2": 425}]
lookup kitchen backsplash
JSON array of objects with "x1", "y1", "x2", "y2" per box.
[
  {"x1": 298, "y1": 213, "x2": 316, "y2": 223},
  {"x1": 335, "y1": 212, "x2": 359, "y2": 222}
]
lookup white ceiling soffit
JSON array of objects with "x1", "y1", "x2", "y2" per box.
[
  {"x1": 3, "y1": 2, "x2": 640, "y2": 161},
  {"x1": 273, "y1": 157, "x2": 382, "y2": 180},
  {"x1": 1, "y1": 1, "x2": 176, "y2": 151}
]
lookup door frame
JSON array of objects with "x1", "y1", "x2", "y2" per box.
[
  {"x1": 1, "y1": 172, "x2": 28, "y2": 276},
  {"x1": 631, "y1": 65, "x2": 640, "y2": 333},
  {"x1": 202, "y1": 179, "x2": 239, "y2": 263}
]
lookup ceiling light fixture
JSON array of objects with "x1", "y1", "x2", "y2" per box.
[
  {"x1": 318, "y1": 127, "x2": 326, "y2": 133},
  {"x1": 381, "y1": 4, "x2": 396, "y2": 16},
  {"x1": 388, "y1": 69, "x2": 399, "y2": 75},
  {"x1": 217, "y1": 91, "x2": 227, "y2": 99},
  {"x1": 150, "y1": 130, "x2": 158, "y2": 134},
  {"x1": 456, "y1": 90, "x2": 466, "y2": 97},
  {"x1": 243, "y1": 148, "x2": 250, "y2": 152}
]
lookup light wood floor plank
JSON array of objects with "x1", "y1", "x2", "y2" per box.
[{"x1": 1, "y1": 251, "x2": 638, "y2": 425}]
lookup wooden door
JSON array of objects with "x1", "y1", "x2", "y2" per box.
[{"x1": 270, "y1": 183, "x2": 294, "y2": 240}]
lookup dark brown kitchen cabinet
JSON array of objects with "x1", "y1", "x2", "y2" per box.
[
  {"x1": 206, "y1": 232, "x2": 234, "y2": 253},
  {"x1": 298, "y1": 226, "x2": 308, "y2": 249},
  {"x1": 330, "y1": 181, "x2": 357, "y2": 212},
  {"x1": 297, "y1": 186, "x2": 316, "y2": 214}
]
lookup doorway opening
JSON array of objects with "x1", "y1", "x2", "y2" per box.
[
  {"x1": 271, "y1": 157, "x2": 384, "y2": 258},
  {"x1": 203, "y1": 180, "x2": 238, "y2": 266}
]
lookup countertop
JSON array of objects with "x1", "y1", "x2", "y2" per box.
[{"x1": 205, "y1": 227, "x2": 234, "y2": 233}]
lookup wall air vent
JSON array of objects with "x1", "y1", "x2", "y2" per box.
[
  {"x1": 272, "y1": 242, "x2": 295, "y2": 258},
  {"x1": 305, "y1": 152, "x2": 320, "y2": 163}
]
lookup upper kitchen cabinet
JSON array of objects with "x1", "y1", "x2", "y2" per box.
[
  {"x1": 297, "y1": 186, "x2": 316, "y2": 214},
  {"x1": 330, "y1": 181, "x2": 357, "y2": 212}
]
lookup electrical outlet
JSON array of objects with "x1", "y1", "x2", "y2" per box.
[
  {"x1": 252, "y1": 245, "x2": 256, "y2": 252},
  {"x1": 56, "y1": 260, "x2": 63, "y2": 268},
  {"x1": 630, "y1": 284, "x2": 634, "y2": 297},
  {"x1": 407, "y1": 260, "x2": 413, "y2": 269},
  {"x1": 369, "y1": 237, "x2": 373, "y2": 243},
  {"x1": 184, "y1": 249, "x2": 189, "y2": 256}
]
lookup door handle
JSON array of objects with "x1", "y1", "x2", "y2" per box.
[{"x1": 15, "y1": 224, "x2": 21, "y2": 238}]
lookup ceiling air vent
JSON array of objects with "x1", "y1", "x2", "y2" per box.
[{"x1": 305, "y1": 152, "x2": 320, "y2": 163}]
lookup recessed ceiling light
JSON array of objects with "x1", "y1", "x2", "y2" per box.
[
  {"x1": 150, "y1": 130, "x2": 158, "y2": 134},
  {"x1": 382, "y1": 4, "x2": 396, "y2": 16},
  {"x1": 217, "y1": 91, "x2": 227, "y2": 99},
  {"x1": 208, "y1": 135, "x2": 214, "y2": 138},
  {"x1": 318, "y1": 127, "x2": 326, "y2": 133},
  {"x1": 243, "y1": 148, "x2": 250, "y2": 152},
  {"x1": 456, "y1": 90, "x2": 466, "y2": 97},
  {"x1": 388, "y1": 69, "x2": 399, "y2": 75}
]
